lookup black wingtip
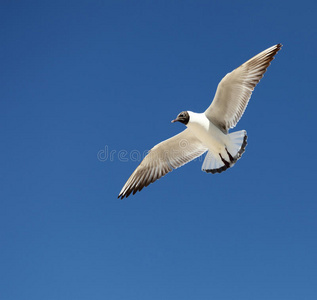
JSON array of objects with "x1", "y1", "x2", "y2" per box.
[
  {"x1": 276, "y1": 43, "x2": 282, "y2": 53},
  {"x1": 118, "y1": 193, "x2": 126, "y2": 200},
  {"x1": 272, "y1": 44, "x2": 282, "y2": 56}
]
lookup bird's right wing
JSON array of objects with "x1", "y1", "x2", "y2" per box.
[
  {"x1": 205, "y1": 44, "x2": 282, "y2": 132},
  {"x1": 118, "y1": 129, "x2": 207, "y2": 199}
]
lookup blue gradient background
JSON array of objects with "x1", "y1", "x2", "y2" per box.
[{"x1": 1, "y1": 1, "x2": 317, "y2": 299}]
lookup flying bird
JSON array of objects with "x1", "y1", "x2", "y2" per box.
[{"x1": 118, "y1": 44, "x2": 282, "y2": 199}]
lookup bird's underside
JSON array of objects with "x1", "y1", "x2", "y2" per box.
[{"x1": 117, "y1": 44, "x2": 282, "y2": 199}]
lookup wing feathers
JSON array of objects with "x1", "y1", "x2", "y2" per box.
[
  {"x1": 118, "y1": 129, "x2": 207, "y2": 199},
  {"x1": 205, "y1": 44, "x2": 282, "y2": 131}
]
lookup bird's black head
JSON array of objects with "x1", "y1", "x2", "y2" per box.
[{"x1": 171, "y1": 111, "x2": 190, "y2": 125}]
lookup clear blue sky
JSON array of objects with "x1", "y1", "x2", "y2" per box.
[{"x1": 1, "y1": 1, "x2": 317, "y2": 299}]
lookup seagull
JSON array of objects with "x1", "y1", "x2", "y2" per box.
[{"x1": 118, "y1": 44, "x2": 282, "y2": 199}]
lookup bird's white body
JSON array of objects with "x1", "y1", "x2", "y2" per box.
[{"x1": 186, "y1": 111, "x2": 231, "y2": 163}]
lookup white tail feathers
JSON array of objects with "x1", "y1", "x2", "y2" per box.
[
  {"x1": 202, "y1": 130, "x2": 247, "y2": 174},
  {"x1": 226, "y1": 130, "x2": 248, "y2": 161},
  {"x1": 201, "y1": 151, "x2": 225, "y2": 173}
]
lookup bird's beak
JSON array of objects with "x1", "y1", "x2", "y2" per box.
[{"x1": 171, "y1": 119, "x2": 177, "y2": 123}]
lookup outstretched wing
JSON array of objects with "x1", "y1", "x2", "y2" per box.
[
  {"x1": 205, "y1": 44, "x2": 282, "y2": 132},
  {"x1": 118, "y1": 129, "x2": 207, "y2": 199}
]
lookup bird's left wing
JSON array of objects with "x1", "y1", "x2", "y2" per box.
[
  {"x1": 118, "y1": 128, "x2": 207, "y2": 199},
  {"x1": 205, "y1": 44, "x2": 282, "y2": 132}
]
